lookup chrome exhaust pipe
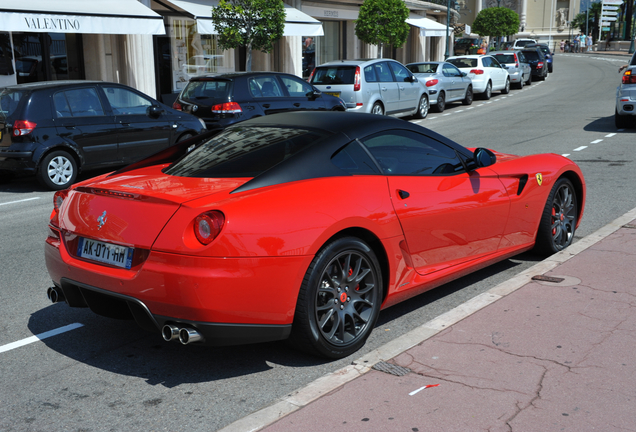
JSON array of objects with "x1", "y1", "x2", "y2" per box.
[
  {"x1": 179, "y1": 327, "x2": 203, "y2": 345},
  {"x1": 47, "y1": 287, "x2": 65, "y2": 303},
  {"x1": 162, "y1": 324, "x2": 180, "y2": 342}
]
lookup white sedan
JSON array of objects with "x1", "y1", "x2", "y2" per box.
[{"x1": 446, "y1": 55, "x2": 510, "y2": 100}]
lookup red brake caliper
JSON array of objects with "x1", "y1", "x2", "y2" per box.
[{"x1": 552, "y1": 208, "x2": 557, "y2": 235}]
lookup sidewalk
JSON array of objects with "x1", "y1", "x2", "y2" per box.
[{"x1": 221, "y1": 207, "x2": 636, "y2": 432}]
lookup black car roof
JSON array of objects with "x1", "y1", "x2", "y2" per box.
[
  {"x1": 1, "y1": 80, "x2": 104, "y2": 91},
  {"x1": 189, "y1": 71, "x2": 297, "y2": 80}
]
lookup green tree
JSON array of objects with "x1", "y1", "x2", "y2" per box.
[
  {"x1": 472, "y1": 7, "x2": 520, "y2": 50},
  {"x1": 354, "y1": 0, "x2": 410, "y2": 58},
  {"x1": 210, "y1": 0, "x2": 285, "y2": 71}
]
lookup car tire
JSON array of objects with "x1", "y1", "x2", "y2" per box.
[
  {"x1": 413, "y1": 94, "x2": 429, "y2": 119},
  {"x1": 526, "y1": 73, "x2": 532, "y2": 86},
  {"x1": 38, "y1": 150, "x2": 78, "y2": 191},
  {"x1": 462, "y1": 86, "x2": 473, "y2": 105},
  {"x1": 481, "y1": 81, "x2": 492, "y2": 100},
  {"x1": 371, "y1": 102, "x2": 384, "y2": 116},
  {"x1": 615, "y1": 108, "x2": 632, "y2": 129},
  {"x1": 289, "y1": 236, "x2": 382, "y2": 359},
  {"x1": 434, "y1": 91, "x2": 445, "y2": 113},
  {"x1": 534, "y1": 178, "x2": 577, "y2": 256},
  {"x1": 516, "y1": 75, "x2": 524, "y2": 89},
  {"x1": 501, "y1": 78, "x2": 511, "y2": 94}
]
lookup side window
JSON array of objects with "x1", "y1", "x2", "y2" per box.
[
  {"x1": 481, "y1": 57, "x2": 492, "y2": 68},
  {"x1": 364, "y1": 65, "x2": 377, "y2": 82},
  {"x1": 388, "y1": 62, "x2": 411, "y2": 82},
  {"x1": 249, "y1": 76, "x2": 284, "y2": 98},
  {"x1": 443, "y1": 64, "x2": 459, "y2": 77},
  {"x1": 490, "y1": 57, "x2": 502, "y2": 68},
  {"x1": 360, "y1": 130, "x2": 464, "y2": 175},
  {"x1": 55, "y1": 88, "x2": 105, "y2": 117},
  {"x1": 331, "y1": 141, "x2": 381, "y2": 175},
  {"x1": 374, "y1": 62, "x2": 394, "y2": 83},
  {"x1": 280, "y1": 75, "x2": 313, "y2": 97},
  {"x1": 102, "y1": 86, "x2": 152, "y2": 115}
]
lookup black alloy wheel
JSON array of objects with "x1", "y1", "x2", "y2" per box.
[
  {"x1": 289, "y1": 237, "x2": 382, "y2": 359},
  {"x1": 462, "y1": 86, "x2": 473, "y2": 105},
  {"x1": 434, "y1": 91, "x2": 446, "y2": 113},
  {"x1": 534, "y1": 178, "x2": 578, "y2": 255}
]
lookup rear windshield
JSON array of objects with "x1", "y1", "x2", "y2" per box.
[
  {"x1": 0, "y1": 89, "x2": 26, "y2": 121},
  {"x1": 456, "y1": 38, "x2": 478, "y2": 44},
  {"x1": 164, "y1": 126, "x2": 327, "y2": 178},
  {"x1": 181, "y1": 80, "x2": 232, "y2": 101},
  {"x1": 523, "y1": 51, "x2": 541, "y2": 61},
  {"x1": 492, "y1": 54, "x2": 516, "y2": 64},
  {"x1": 447, "y1": 58, "x2": 477, "y2": 68},
  {"x1": 407, "y1": 64, "x2": 438, "y2": 74},
  {"x1": 515, "y1": 40, "x2": 534, "y2": 47},
  {"x1": 310, "y1": 66, "x2": 356, "y2": 85}
]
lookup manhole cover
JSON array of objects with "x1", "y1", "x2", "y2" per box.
[{"x1": 372, "y1": 361, "x2": 411, "y2": 376}]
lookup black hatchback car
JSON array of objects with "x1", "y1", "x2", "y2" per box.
[
  {"x1": 520, "y1": 48, "x2": 549, "y2": 81},
  {"x1": 172, "y1": 71, "x2": 346, "y2": 131},
  {"x1": 0, "y1": 81, "x2": 206, "y2": 190}
]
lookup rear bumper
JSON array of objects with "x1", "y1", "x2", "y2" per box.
[
  {"x1": 0, "y1": 150, "x2": 36, "y2": 173},
  {"x1": 44, "y1": 224, "x2": 316, "y2": 345}
]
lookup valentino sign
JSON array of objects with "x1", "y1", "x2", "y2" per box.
[{"x1": 23, "y1": 16, "x2": 81, "y2": 31}]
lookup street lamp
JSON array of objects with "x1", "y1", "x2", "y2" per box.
[{"x1": 445, "y1": 0, "x2": 451, "y2": 59}]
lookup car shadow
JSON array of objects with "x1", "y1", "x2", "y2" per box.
[
  {"x1": 584, "y1": 115, "x2": 636, "y2": 133},
  {"x1": 29, "y1": 252, "x2": 542, "y2": 388}
]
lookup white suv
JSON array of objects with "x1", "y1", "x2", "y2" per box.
[{"x1": 512, "y1": 38, "x2": 537, "y2": 49}]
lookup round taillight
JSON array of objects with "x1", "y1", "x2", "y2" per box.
[
  {"x1": 194, "y1": 211, "x2": 225, "y2": 245},
  {"x1": 53, "y1": 190, "x2": 68, "y2": 211}
]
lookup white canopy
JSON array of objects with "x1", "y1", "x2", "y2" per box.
[
  {"x1": 163, "y1": 0, "x2": 324, "y2": 36},
  {"x1": 406, "y1": 14, "x2": 448, "y2": 38},
  {"x1": 0, "y1": 0, "x2": 165, "y2": 34}
]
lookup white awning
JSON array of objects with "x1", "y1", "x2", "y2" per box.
[
  {"x1": 0, "y1": 0, "x2": 165, "y2": 35},
  {"x1": 162, "y1": 0, "x2": 323, "y2": 36},
  {"x1": 406, "y1": 14, "x2": 448, "y2": 38}
]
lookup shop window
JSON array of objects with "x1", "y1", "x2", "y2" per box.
[
  {"x1": 168, "y1": 17, "x2": 227, "y2": 92},
  {"x1": 12, "y1": 32, "x2": 83, "y2": 84},
  {"x1": 303, "y1": 21, "x2": 342, "y2": 79}
]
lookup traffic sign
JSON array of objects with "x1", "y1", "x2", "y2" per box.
[
  {"x1": 602, "y1": 11, "x2": 618, "y2": 16},
  {"x1": 602, "y1": 5, "x2": 619, "y2": 10},
  {"x1": 602, "y1": 16, "x2": 618, "y2": 21},
  {"x1": 602, "y1": 27, "x2": 611, "y2": 31},
  {"x1": 602, "y1": 0, "x2": 623, "y2": 4}
]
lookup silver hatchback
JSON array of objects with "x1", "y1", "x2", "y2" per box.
[
  {"x1": 308, "y1": 59, "x2": 429, "y2": 119},
  {"x1": 490, "y1": 50, "x2": 532, "y2": 88}
]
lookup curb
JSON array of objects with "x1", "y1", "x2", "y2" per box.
[{"x1": 218, "y1": 205, "x2": 636, "y2": 432}]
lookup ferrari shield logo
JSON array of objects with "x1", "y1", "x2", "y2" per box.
[{"x1": 536, "y1": 173, "x2": 543, "y2": 186}]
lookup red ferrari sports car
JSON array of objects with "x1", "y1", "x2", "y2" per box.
[{"x1": 45, "y1": 112, "x2": 585, "y2": 359}]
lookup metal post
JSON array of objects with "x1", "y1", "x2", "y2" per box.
[{"x1": 445, "y1": 0, "x2": 450, "y2": 59}]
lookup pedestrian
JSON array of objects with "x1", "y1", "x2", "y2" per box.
[
  {"x1": 573, "y1": 35, "x2": 580, "y2": 53},
  {"x1": 586, "y1": 33, "x2": 593, "y2": 52},
  {"x1": 560, "y1": 40, "x2": 565, "y2": 52}
]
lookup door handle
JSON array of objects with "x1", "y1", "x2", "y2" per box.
[
  {"x1": 119, "y1": 121, "x2": 130, "y2": 126},
  {"x1": 293, "y1": 103, "x2": 301, "y2": 107},
  {"x1": 262, "y1": 104, "x2": 271, "y2": 108},
  {"x1": 397, "y1": 189, "x2": 410, "y2": 199},
  {"x1": 64, "y1": 125, "x2": 76, "y2": 129},
  {"x1": 381, "y1": 87, "x2": 387, "y2": 92}
]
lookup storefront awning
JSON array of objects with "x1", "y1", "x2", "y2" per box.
[
  {"x1": 0, "y1": 0, "x2": 165, "y2": 35},
  {"x1": 406, "y1": 14, "x2": 449, "y2": 38},
  {"x1": 160, "y1": 0, "x2": 323, "y2": 36}
]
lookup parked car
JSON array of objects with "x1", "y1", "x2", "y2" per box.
[
  {"x1": 521, "y1": 48, "x2": 549, "y2": 81},
  {"x1": 173, "y1": 72, "x2": 346, "y2": 132},
  {"x1": 446, "y1": 55, "x2": 511, "y2": 99},
  {"x1": 309, "y1": 59, "x2": 429, "y2": 119},
  {"x1": 0, "y1": 81, "x2": 206, "y2": 190},
  {"x1": 45, "y1": 111, "x2": 585, "y2": 359},
  {"x1": 526, "y1": 43, "x2": 554, "y2": 73},
  {"x1": 406, "y1": 61, "x2": 473, "y2": 112},
  {"x1": 454, "y1": 37, "x2": 481, "y2": 55},
  {"x1": 512, "y1": 38, "x2": 537, "y2": 49},
  {"x1": 490, "y1": 50, "x2": 532, "y2": 88},
  {"x1": 615, "y1": 53, "x2": 636, "y2": 128}
]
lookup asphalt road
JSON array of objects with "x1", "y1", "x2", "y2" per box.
[{"x1": 1, "y1": 53, "x2": 635, "y2": 432}]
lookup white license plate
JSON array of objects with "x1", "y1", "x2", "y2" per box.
[{"x1": 77, "y1": 238, "x2": 133, "y2": 269}]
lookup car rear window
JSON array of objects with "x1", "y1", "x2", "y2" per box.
[
  {"x1": 182, "y1": 80, "x2": 232, "y2": 101},
  {"x1": 164, "y1": 126, "x2": 327, "y2": 178},
  {"x1": 0, "y1": 89, "x2": 26, "y2": 121},
  {"x1": 407, "y1": 64, "x2": 438, "y2": 74},
  {"x1": 447, "y1": 58, "x2": 477, "y2": 68},
  {"x1": 310, "y1": 66, "x2": 356, "y2": 85},
  {"x1": 493, "y1": 54, "x2": 516, "y2": 64},
  {"x1": 523, "y1": 51, "x2": 540, "y2": 61},
  {"x1": 515, "y1": 40, "x2": 534, "y2": 47}
]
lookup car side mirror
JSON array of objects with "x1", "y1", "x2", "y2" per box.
[
  {"x1": 461, "y1": 72, "x2": 467, "y2": 77},
  {"x1": 407, "y1": 75, "x2": 418, "y2": 83},
  {"x1": 473, "y1": 148, "x2": 496, "y2": 168},
  {"x1": 148, "y1": 105, "x2": 164, "y2": 118}
]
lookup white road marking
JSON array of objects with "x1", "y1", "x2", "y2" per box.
[
  {"x1": 0, "y1": 323, "x2": 84, "y2": 354},
  {"x1": 605, "y1": 133, "x2": 616, "y2": 137},
  {"x1": 466, "y1": 107, "x2": 475, "y2": 110},
  {"x1": 428, "y1": 116, "x2": 438, "y2": 120},
  {"x1": 574, "y1": 146, "x2": 588, "y2": 151},
  {"x1": 590, "y1": 139, "x2": 603, "y2": 144},
  {"x1": 442, "y1": 113, "x2": 452, "y2": 116},
  {"x1": 0, "y1": 197, "x2": 41, "y2": 207},
  {"x1": 562, "y1": 154, "x2": 571, "y2": 157},
  {"x1": 455, "y1": 110, "x2": 464, "y2": 113}
]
